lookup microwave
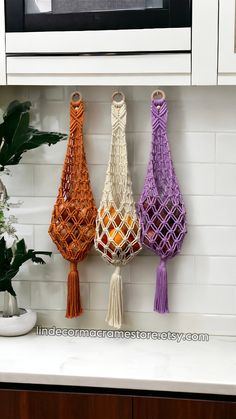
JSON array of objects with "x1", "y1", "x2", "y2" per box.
[
  {"x1": 5, "y1": 0, "x2": 192, "y2": 86},
  {"x1": 5, "y1": 0, "x2": 191, "y2": 33}
]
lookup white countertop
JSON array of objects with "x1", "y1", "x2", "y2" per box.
[{"x1": 0, "y1": 332, "x2": 235, "y2": 396}]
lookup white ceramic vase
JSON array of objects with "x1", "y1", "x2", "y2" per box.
[
  {"x1": 0, "y1": 308, "x2": 37, "y2": 337},
  {"x1": 0, "y1": 292, "x2": 37, "y2": 336}
]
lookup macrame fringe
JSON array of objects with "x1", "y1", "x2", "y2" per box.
[
  {"x1": 106, "y1": 266, "x2": 123, "y2": 329},
  {"x1": 154, "y1": 258, "x2": 169, "y2": 313},
  {"x1": 66, "y1": 262, "x2": 82, "y2": 318}
]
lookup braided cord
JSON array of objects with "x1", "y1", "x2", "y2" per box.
[{"x1": 95, "y1": 99, "x2": 141, "y2": 266}]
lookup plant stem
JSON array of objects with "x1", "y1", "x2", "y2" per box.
[{"x1": 3, "y1": 291, "x2": 20, "y2": 317}]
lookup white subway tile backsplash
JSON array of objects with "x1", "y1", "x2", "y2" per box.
[
  {"x1": 131, "y1": 165, "x2": 146, "y2": 195},
  {"x1": 168, "y1": 256, "x2": 195, "y2": 283},
  {"x1": 43, "y1": 86, "x2": 65, "y2": 102},
  {"x1": 90, "y1": 283, "x2": 109, "y2": 311},
  {"x1": 27, "y1": 86, "x2": 42, "y2": 103},
  {"x1": 131, "y1": 101, "x2": 151, "y2": 133},
  {"x1": 133, "y1": 132, "x2": 152, "y2": 165},
  {"x1": 84, "y1": 102, "x2": 113, "y2": 135},
  {"x1": 169, "y1": 132, "x2": 215, "y2": 163},
  {"x1": 16, "y1": 254, "x2": 68, "y2": 282},
  {"x1": 130, "y1": 256, "x2": 195, "y2": 284},
  {"x1": 14, "y1": 224, "x2": 34, "y2": 248},
  {"x1": 215, "y1": 165, "x2": 236, "y2": 195},
  {"x1": 125, "y1": 284, "x2": 236, "y2": 314},
  {"x1": 9, "y1": 197, "x2": 55, "y2": 225},
  {"x1": 134, "y1": 132, "x2": 215, "y2": 166},
  {"x1": 130, "y1": 256, "x2": 156, "y2": 284},
  {"x1": 216, "y1": 133, "x2": 236, "y2": 163},
  {"x1": 124, "y1": 284, "x2": 154, "y2": 312},
  {"x1": 185, "y1": 196, "x2": 236, "y2": 226},
  {"x1": 195, "y1": 257, "x2": 236, "y2": 285},
  {"x1": 169, "y1": 284, "x2": 236, "y2": 315},
  {"x1": 34, "y1": 165, "x2": 62, "y2": 197},
  {"x1": 175, "y1": 164, "x2": 215, "y2": 195},
  {"x1": 34, "y1": 225, "x2": 58, "y2": 253},
  {"x1": 88, "y1": 164, "x2": 107, "y2": 203},
  {"x1": 40, "y1": 101, "x2": 69, "y2": 133},
  {"x1": 182, "y1": 226, "x2": 236, "y2": 256},
  {"x1": 122, "y1": 283, "x2": 236, "y2": 315},
  {"x1": 31, "y1": 281, "x2": 67, "y2": 310},
  {"x1": 21, "y1": 140, "x2": 67, "y2": 165},
  {"x1": 80, "y1": 256, "x2": 131, "y2": 283},
  {"x1": 85, "y1": 135, "x2": 110, "y2": 164},
  {"x1": 3, "y1": 165, "x2": 34, "y2": 196},
  {"x1": 36, "y1": 309, "x2": 110, "y2": 330},
  {"x1": 133, "y1": 132, "x2": 215, "y2": 178},
  {"x1": 31, "y1": 281, "x2": 89, "y2": 311},
  {"x1": 0, "y1": 86, "x2": 22, "y2": 108},
  {"x1": 168, "y1": 100, "x2": 236, "y2": 132}
]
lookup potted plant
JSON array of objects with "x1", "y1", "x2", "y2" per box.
[
  {"x1": 0, "y1": 99, "x2": 66, "y2": 336},
  {"x1": 0, "y1": 237, "x2": 51, "y2": 336}
]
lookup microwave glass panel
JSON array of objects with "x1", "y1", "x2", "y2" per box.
[
  {"x1": 25, "y1": 0, "x2": 52, "y2": 13},
  {"x1": 25, "y1": 0, "x2": 163, "y2": 14}
]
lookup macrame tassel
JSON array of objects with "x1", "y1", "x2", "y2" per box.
[
  {"x1": 154, "y1": 258, "x2": 169, "y2": 313},
  {"x1": 66, "y1": 261, "x2": 82, "y2": 318},
  {"x1": 106, "y1": 266, "x2": 123, "y2": 329}
]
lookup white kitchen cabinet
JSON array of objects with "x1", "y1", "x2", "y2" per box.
[
  {"x1": 6, "y1": 28, "x2": 190, "y2": 54},
  {"x1": 0, "y1": 0, "x2": 6, "y2": 85},
  {"x1": 219, "y1": 0, "x2": 236, "y2": 84},
  {"x1": 7, "y1": 53, "x2": 191, "y2": 86},
  {"x1": 6, "y1": 27, "x2": 191, "y2": 86}
]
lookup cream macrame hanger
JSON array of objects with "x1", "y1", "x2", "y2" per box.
[{"x1": 94, "y1": 90, "x2": 142, "y2": 328}]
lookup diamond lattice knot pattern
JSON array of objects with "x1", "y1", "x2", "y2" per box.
[
  {"x1": 95, "y1": 97, "x2": 142, "y2": 328},
  {"x1": 49, "y1": 97, "x2": 97, "y2": 318},
  {"x1": 138, "y1": 97, "x2": 187, "y2": 314}
]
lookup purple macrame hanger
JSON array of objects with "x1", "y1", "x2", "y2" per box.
[{"x1": 138, "y1": 90, "x2": 187, "y2": 313}]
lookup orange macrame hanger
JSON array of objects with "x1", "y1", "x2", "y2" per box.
[{"x1": 49, "y1": 91, "x2": 97, "y2": 318}]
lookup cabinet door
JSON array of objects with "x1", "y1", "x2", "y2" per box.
[
  {"x1": 6, "y1": 54, "x2": 191, "y2": 86},
  {"x1": 0, "y1": 390, "x2": 132, "y2": 419},
  {"x1": 219, "y1": 0, "x2": 236, "y2": 84},
  {"x1": 133, "y1": 396, "x2": 236, "y2": 419}
]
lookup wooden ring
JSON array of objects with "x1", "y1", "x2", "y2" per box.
[
  {"x1": 71, "y1": 91, "x2": 82, "y2": 102},
  {"x1": 151, "y1": 89, "x2": 166, "y2": 101},
  {"x1": 112, "y1": 91, "x2": 125, "y2": 105}
]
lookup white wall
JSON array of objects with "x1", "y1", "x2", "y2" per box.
[{"x1": 1, "y1": 85, "x2": 236, "y2": 336}]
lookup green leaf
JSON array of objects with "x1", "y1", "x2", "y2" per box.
[
  {"x1": 0, "y1": 100, "x2": 66, "y2": 168},
  {"x1": 0, "y1": 238, "x2": 51, "y2": 295},
  {"x1": 0, "y1": 273, "x2": 17, "y2": 296},
  {"x1": 13, "y1": 130, "x2": 66, "y2": 154},
  {"x1": 15, "y1": 239, "x2": 27, "y2": 255},
  {"x1": 2, "y1": 101, "x2": 31, "y2": 145},
  {"x1": 11, "y1": 111, "x2": 30, "y2": 151},
  {"x1": 4, "y1": 100, "x2": 31, "y2": 119}
]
